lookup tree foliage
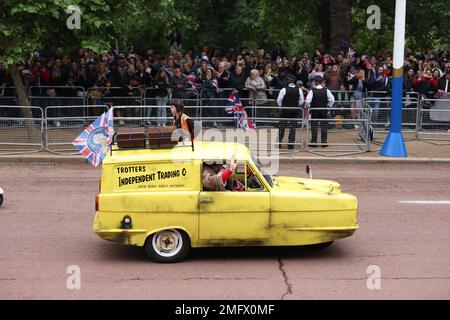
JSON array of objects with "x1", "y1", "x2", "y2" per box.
[
  {"x1": 0, "y1": 0, "x2": 126, "y2": 65},
  {"x1": 351, "y1": 0, "x2": 450, "y2": 55},
  {"x1": 0, "y1": 0, "x2": 448, "y2": 66}
]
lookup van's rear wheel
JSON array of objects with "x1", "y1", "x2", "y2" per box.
[
  {"x1": 144, "y1": 229, "x2": 190, "y2": 263},
  {"x1": 0, "y1": 194, "x2": 3, "y2": 207}
]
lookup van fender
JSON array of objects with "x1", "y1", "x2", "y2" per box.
[{"x1": 145, "y1": 226, "x2": 192, "y2": 242}]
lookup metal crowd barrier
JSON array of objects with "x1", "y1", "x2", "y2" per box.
[
  {"x1": 418, "y1": 98, "x2": 450, "y2": 145},
  {"x1": 101, "y1": 96, "x2": 143, "y2": 107},
  {"x1": 201, "y1": 97, "x2": 254, "y2": 107},
  {"x1": 406, "y1": 91, "x2": 420, "y2": 103},
  {"x1": 1, "y1": 90, "x2": 449, "y2": 157},
  {"x1": 258, "y1": 106, "x2": 304, "y2": 152},
  {"x1": 199, "y1": 99, "x2": 253, "y2": 117},
  {"x1": 142, "y1": 97, "x2": 200, "y2": 117},
  {"x1": 87, "y1": 86, "x2": 128, "y2": 96},
  {"x1": 111, "y1": 105, "x2": 196, "y2": 128},
  {"x1": 366, "y1": 90, "x2": 389, "y2": 97},
  {"x1": 30, "y1": 86, "x2": 86, "y2": 98},
  {"x1": 0, "y1": 86, "x2": 18, "y2": 96},
  {"x1": 253, "y1": 99, "x2": 279, "y2": 121},
  {"x1": 0, "y1": 96, "x2": 17, "y2": 106},
  {"x1": 265, "y1": 88, "x2": 281, "y2": 99},
  {"x1": 192, "y1": 105, "x2": 303, "y2": 153},
  {"x1": 0, "y1": 105, "x2": 44, "y2": 155},
  {"x1": 141, "y1": 98, "x2": 173, "y2": 121},
  {"x1": 111, "y1": 105, "x2": 168, "y2": 128},
  {"x1": 200, "y1": 88, "x2": 282, "y2": 98},
  {"x1": 364, "y1": 96, "x2": 419, "y2": 142},
  {"x1": 30, "y1": 96, "x2": 85, "y2": 111},
  {"x1": 45, "y1": 105, "x2": 109, "y2": 155},
  {"x1": 108, "y1": 102, "x2": 370, "y2": 156},
  {"x1": 198, "y1": 88, "x2": 285, "y2": 106},
  {"x1": 305, "y1": 106, "x2": 371, "y2": 157},
  {"x1": 330, "y1": 90, "x2": 362, "y2": 102},
  {"x1": 146, "y1": 87, "x2": 199, "y2": 97}
]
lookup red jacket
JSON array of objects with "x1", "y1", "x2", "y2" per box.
[{"x1": 430, "y1": 78, "x2": 439, "y2": 90}]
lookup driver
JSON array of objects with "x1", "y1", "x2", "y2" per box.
[
  {"x1": 202, "y1": 156, "x2": 244, "y2": 192},
  {"x1": 246, "y1": 166, "x2": 261, "y2": 189}
]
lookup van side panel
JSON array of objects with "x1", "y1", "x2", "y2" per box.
[
  {"x1": 93, "y1": 211, "x2": 199, "y2": 247},
  {"x1": 100, "y1": 191, "x2": 198, "y2": 213},
  {"x1": 106, "y1": 162, "x2": 198, "y2": 193},
  {"x1": 95, "y1": 160, "x2": 201, "y2": 247}
]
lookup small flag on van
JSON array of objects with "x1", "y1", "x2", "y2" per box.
[{"x1": 72, "y1": 108, "x2": 114, "y2": 167}]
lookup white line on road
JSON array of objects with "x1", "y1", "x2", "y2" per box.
[{"x1": 398, "y1": 201, "x2": 450, "y2": 205}]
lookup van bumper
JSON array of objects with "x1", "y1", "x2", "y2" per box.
[
  {"x1": 93, "y1": 212, "x2": 147, "y2": 246},
  {"x1": 93, "y1": 228, "x2": 147, "y2": 246}
]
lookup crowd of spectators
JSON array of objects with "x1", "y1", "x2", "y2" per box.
[{"x1": 1, "y1": 42, "x2": 449, "y2": 105}]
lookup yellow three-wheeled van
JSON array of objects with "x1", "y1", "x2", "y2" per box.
[{"x1": 93, "y1": 141, "x2": 358, "y2": 263}]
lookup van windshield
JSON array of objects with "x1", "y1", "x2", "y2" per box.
[{"x1": 251, "y1": 154, "x2": 273, "y2": 188}]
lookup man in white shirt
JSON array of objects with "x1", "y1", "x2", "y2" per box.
[
  {"x1": 305, "y1": 75, "x2": 335, "y2": 147},
  {"x1": 276, "y1": 74, "x2": 305, "y2": 150}
]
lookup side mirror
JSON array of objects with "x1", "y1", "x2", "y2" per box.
[{"x1": 306, "y1": 165, "x2": 313, "y2": 179}]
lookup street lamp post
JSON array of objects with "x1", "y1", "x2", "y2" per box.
[{"x1": 380, "y1": 0, "x2": 408, "y2": 157}]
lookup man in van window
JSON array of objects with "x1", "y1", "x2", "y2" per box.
[{"x1": 202, "y1": 158, "x2": 244, "y2": 192}]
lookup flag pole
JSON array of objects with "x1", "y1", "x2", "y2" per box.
[{"x1": 380, "y1": 0, "x2": 407, "y2": 157}]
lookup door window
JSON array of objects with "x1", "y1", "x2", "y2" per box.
[{"x1": 201, "y1": 160, "x2": 264, "y2": 192}]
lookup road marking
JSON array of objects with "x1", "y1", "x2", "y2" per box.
[{"x1": 398, "y1": 201, "x2": 450, "y2": 205}]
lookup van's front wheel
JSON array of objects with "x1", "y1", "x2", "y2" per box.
[
  {"x1": 307, "y1": 241, "x2": 333, "y2": 250},
  {"x1": 145, "y1": 229, "x2": 190, "y2": 263}
]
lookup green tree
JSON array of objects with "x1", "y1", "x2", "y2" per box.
[
  {"x1": 258, "y1": 0, "x2": 320, "y2": 55},
  {"x1": 352, "y1": 0, "x2": 449, "y2": 55},
  {"x1": 0, "y1": 0, "x2": 128, "y2": 127},
  {"x1": 316, "y1": 0, "x2": 351, "y2": 53},
  {"x1": 329, "y1": 0, "x2": 351, "y2": 53}
]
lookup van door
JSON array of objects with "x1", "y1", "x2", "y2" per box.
[{"x1": 198, "y1": 161, "x2": 270, "y2": 240}]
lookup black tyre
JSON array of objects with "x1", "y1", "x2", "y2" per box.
[
  {"x1": 0, "y1": 194, "x2": 3, "y2": 207},
  {"x1": 144, "y1": 229, "x2": 190, "y2": 263},
  {"x1": 307, "y1": 241, "x2": 333, "y2": 250}
]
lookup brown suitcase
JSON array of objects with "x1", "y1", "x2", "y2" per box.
[
  {"x1": 147, "y1": 126, "x2": 178, "y2": 148},
  {"x1": 116, "y1": 127, "x2": 147, "y2": 149}
]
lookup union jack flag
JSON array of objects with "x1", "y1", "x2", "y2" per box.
[
  {"x1": 225, "y1": 92, "x2": 243, "y2": 114},
  {"x1": 72, "y1": 108, "x2": 114, "y2": 167},
  {"x1": 235, "y1": 110, "x2": 256, "y2": 130},
  {"x1": 233, "y1": 179, "x2": 245, "y2": 192},
  {"x1": 225, "y1": 92, "x2": 256, "y2": 130}
]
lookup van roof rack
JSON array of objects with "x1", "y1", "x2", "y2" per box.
[{"x1": 110, "y1": 131, "x2": 194, "y2": 155}]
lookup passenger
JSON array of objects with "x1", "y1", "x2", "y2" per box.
[
  {"x1": 202, "y1": 157, "x2": 244, "y2": 192},
  {"x1": 170, "y1": 99, "x2": 195, "y2": 141}
]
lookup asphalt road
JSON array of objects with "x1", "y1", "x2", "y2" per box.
[{"x1": 0, "y1": 161, "x2": 449, "y2": 300}]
